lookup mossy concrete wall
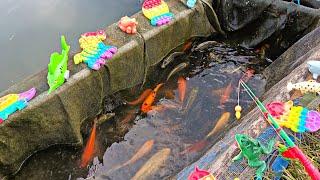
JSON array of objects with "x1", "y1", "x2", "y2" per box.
[{"x1": 0, "y1": 0, "x2": 215, "y2": 176}]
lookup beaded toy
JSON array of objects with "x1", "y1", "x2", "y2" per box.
[
  {"x1": 74, "y1": 30, "x2": 117, "y2": 70},
  {"x1": 142, "y1": 0, "x2": 174, "y2": 26}
]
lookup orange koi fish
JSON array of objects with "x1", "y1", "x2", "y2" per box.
[
  {"x1": 182, "y1": 41, "x2": 192, "y2": 52},
  {"x1": 206, "y1": 112, "x2": 231, "y2": 138},
  {"x1": 127, "y1": 89, "x2": 153, "y2": 105},
  {"x1": 180, "y1": 140, "x2": 208, "y2": 155},
  {"x1": 178, "y1": 77, "x2": 187, "y2": 103},
  {"x1": 141, "y1": 83, "x2": 164, "y2": 113},
  {"x1": 80, "y1": 121, "x2": 97, "y2": 168},
  {"x1": 220, "y1": 82, "x2": 233, "y2": 106}
]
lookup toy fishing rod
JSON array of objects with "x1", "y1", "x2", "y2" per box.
[{"x1": 239, "y1": 80, "x2": 320, "y2": 180}]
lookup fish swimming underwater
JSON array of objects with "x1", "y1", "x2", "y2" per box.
[
  {"x1": 127, "y1": 89, "x2": 153, "y2": 105},
  {"x1": 212, "y1": 82, "x2": 233, "y2": 107},
  {"x1": 141, "y1": 83, "x2": 164, "y2": 113},
  {"x1": 287, "y1": 80, "x2": 320, "y2": 94},
  {"x1": 47, "y1": 35, "x2": 70, "y2": 94},
  {"x1": 206, "y1": 112, "x2": 231, "y2": 138},
  {"x1": 178, "y1": 77, "x2": 187, "y2": 103},
  {"x1": 80, "y1": 121, "x2": 97, "y2": 168},
  {"x1": 132, "y1": 148, "x2": 171, "y2": 180}
]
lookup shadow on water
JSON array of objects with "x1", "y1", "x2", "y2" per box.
[{"x1": 12, "y1": 40, "x2": 271, "y2": 180}]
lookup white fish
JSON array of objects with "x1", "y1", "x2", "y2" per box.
[{"x1": 287, "y1": 80, "x2": 320, "y2": 94}]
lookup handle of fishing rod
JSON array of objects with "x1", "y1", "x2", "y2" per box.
[{"x1": 293, "y1": 146, "x2": 320, "y2": 180}]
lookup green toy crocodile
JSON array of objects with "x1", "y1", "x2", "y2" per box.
[
  {"x1": 232, "y1": 134, "x2": 275, "y2": 180},
  {"x1": 47, "y1": 35, "x2": 70, "y2": 94}
]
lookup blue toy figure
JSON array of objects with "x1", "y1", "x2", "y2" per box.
[
  {"x1": 307, "y1": 60, "x2": 320, "y2": 79},
  {"x1": 187, "y1": 0, "x2": 197, "y2": 8}
]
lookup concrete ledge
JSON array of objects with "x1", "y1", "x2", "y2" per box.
[{"x1": 0, "y1": 0, "x2": 215, "y2": 176}]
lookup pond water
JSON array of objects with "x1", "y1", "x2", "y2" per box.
[
  {"x1": 12, "y1": 40, "x2": 271, "y2": 180},
  {"x1": 0, "y1": 0, "x2": 141, "y2": 92}
]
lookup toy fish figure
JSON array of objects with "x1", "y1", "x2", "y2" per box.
[
  {"x1": 307, "y1": 60, "x2": 320, "y2": 79},
  {"x1": 188, "y1": 166, "x2": 216, "y2": 180},
  {"x1": 0, "y1": 88, "x2": 36, "y2": 120},
  {"x1": 287, "y1": 80, "x2": 320, "y2": 94},
  {"x1": 47, "y1": 35, "x2": 70, "y2": 94}
]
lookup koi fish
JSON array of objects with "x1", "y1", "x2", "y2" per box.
[
  {"x1": 287, "y1": 80, "x2": 320, "y2": 94},
  {"x1": 213, "y1": 82, "x2": 233, "y2": 106},
  {"x1": 161, "y1": 52, "x2": 184, "y2": 69},
  {"x1": 106, "y1": 139, "x2": 155, "y2": 175},
  {"x1": 132, "y1": 148, "x2": 171, "y2": 180},
  {"x1": 178, "y1": 77, "x2": 187, "y2": 103},
  {"x1": 80, "y1": 121, "x2": 97, "y2": 168},
  {"x1": 206, "y1": 112, "x2": 231, "y2": 138},
  {"x1": 141, "y1": 83, "x2": 164, "y2": 113},
  {"x1": 181, "y1": 87, "x2": 199, "y2": 114},
  {"x1": 167, "y1": 62, "x2": 189, "y2": 81},
  {"x1": 241, "y1": 68, "x2": 255, "y2": 82},
  {"x1": 180, "y1": 140, "x2": 208, "y2": 155},
  {"x1": 127, "y1": 89, "x2": 153, "y2": 105}
]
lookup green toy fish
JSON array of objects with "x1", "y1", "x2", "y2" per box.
[{"x1": 47, "y1": 35, "x2": 70, "y2": 94}]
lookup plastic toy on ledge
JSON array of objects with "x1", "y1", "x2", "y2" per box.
[
  {"x1": 232, "y1": 134, "x2": 275, "y2": 180},
  {"x1": 47, "y1": 35, "x2": 70, "y2": 94},
  {"x1": 266, "y1": 101, "x2": 320, "y2": 133},
  {"x1": 74, "y1": 30, "x2": 117, "y2": 70},
  {"x1": 0, "y1": 88, "x2": 36, "y2": 120},
  {"x1": 287, "y1": 80, "x2": 320, "y2": 94},
  {"x1": 142, "y1": 0, "x2": 174, "y2": 26},
  {"x1": 307, "y1": 60, "x2": 320, "y2": 79},
  {"x1": 187, "y1": 0, "x2": 197, "y2": 8},
  {"x1": 188, "y1": 166, "x2": 216, "y2": 180},
  {"x1": 118, "y1": 16, "x2": 138, "y2": 34}
]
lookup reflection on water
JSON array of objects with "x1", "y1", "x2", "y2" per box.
[
  {"x1": 0, "y1": 0, "x2": 141, "y2": 92},
  {"x1": 12, "y1": 41, "x2": 270, "y2": 180}
]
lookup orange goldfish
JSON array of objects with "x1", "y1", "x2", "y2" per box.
[
  {"x1": 178, "y1": 77, "x2": 187, "y2": 103},
  {"x1": 180, "y1": 140, "x2": 209, "y2": 155},
  {"x1": 80, "y1": 121, "x2": 97, "y2": 168},
  {"x1": 141, "y1": 83, "x2": 164, "y2": 113},
  {"x1": 127, "y1": 89, "x2": 153, "y2": 105},
  {"x1": 220, "y1": 83, "x2": 233, "y2": 106},
  {"x1": 206, "y1": 112, "x2": 231, "y2": 138},
  {"x1": 182, "y1": 41, "x2": 192, "y2": 52}
]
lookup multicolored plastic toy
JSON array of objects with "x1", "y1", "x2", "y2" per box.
[
  {"x1": 188, "y1": 166, "x2": 216, "y2": 180},
  {"x1": 266, "y1": 101, "x2": 320, "y2": 133},
  {"x1": 187, "y1": 0, "x2": 197, "y2": 8},
  {"x1": 142, "y1": 0, "x2": 174, "y2": 26},
  {"x1": 307, "y1": 60, "x2": 320, "y2": 79},
  {"x1": 0, "y1": 88, "x2": 36, "y2": 120},
  {"x1": 233, "y1": 134, "x2": 275, "y2": 180},
  {"x1": 287, "y1": 80, "x2": 320, "y2": 94},
  {"x1": 118, "y1": 16, "x2": 138, "y2": 34},
  {"x1": 74, "y1": 30, "x2": 117, "y2": 70},
  {"x1": 47, "y1": 35, "x2": 70, "y2": 94}
]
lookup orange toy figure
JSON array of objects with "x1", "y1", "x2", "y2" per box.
[
  {"x1": 118, "y1": 16, "x2": 138, "y2": 34},
  {"x1": 141, "y1": 83, "x2": 164, "y2": 113},
  {"x1": 178, "y1": 77, "x2": 187, "y2": 103}
]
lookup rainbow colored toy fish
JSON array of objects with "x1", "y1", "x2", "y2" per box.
[
  {"x1": 47, "y1": 35, "x2": 70, "y2": 94},
  {"x1": 0, "y1": 88, "x2": 36, "y2": 120},
  {"x1": 142, "y1": 0, "x2": 174, "y2": 26},
  {"x1": 266, "y1": 101, "x2": 320, "y2": 133},
  {"x1": 74, "y1": 30, "x2": 117, "y2": 70}
]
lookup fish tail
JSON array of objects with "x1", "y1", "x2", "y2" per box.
[{"x1": 287, "y1": 82, "x2": 294, "y2": 91}]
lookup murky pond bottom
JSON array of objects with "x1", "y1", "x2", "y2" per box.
[{"x1": 12, "y1": 41, "x2": 271, "y2": 180}]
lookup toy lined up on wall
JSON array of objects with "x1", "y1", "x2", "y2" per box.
[
  {"x1": 0, "y1": 88, "x2": 36, "y2": 120},
  {"x1": 232, "y1": 134, "x2": 275, "y2": 180},
  {"x1": 74, "y1": 30, "x2": 117, "y2": 70},
  {"x1": 47, "y1": 35, "x2": 70, "y2": 94},
  {"x1": 266, "y1": 101, "x2": 320, "y2": 133},
  {"x1": 142, "y1": 0, "x2": 174, "y2": 26},
  {"x1": 118, "y1": 16, "x2": 138, "y2": 34},
  {"x1": 307, "y1": 60, "x2": 320, "y2": 79},
  {"x1": 187, "y1": 0, "x2": 197, "y2": 8},
  {"x1": 188, "y1": 166, "x2": 216, "y2": 180}
]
